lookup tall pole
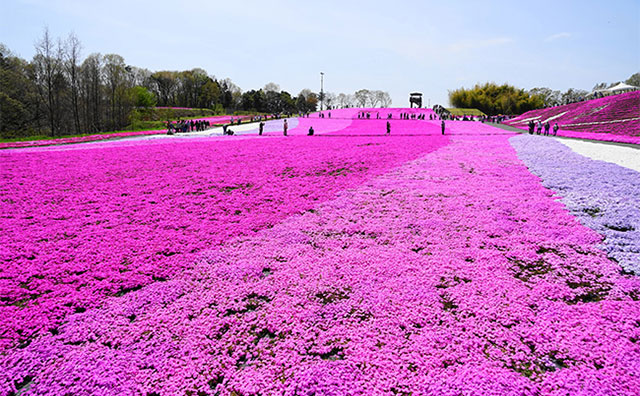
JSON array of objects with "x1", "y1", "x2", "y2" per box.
[{"x1": 320, "y1": 72, "x2": 324, "y2": 111}]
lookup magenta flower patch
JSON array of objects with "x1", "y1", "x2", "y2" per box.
[
  {"x1": 1, "y1": 115, "x2": 638, "y2": 395},
  {"x1": 0, "y1": 131, "x2": 448, "y2": 351}
]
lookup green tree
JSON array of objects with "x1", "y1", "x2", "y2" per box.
[
  {"x1": 449, "y1": 82, "x2": 544, "y2": 115},
  {"x1": 131, "y1": 86, "x2": 156, "y2": 108},
  {"x1": 0, "y1": 44, "x2": 41, "y2": 137},
  {"x1": 625, "y1": 72, "x2": 640, "y2": 87}
]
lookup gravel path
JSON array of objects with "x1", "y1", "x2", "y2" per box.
[{"x1": 557, "y1": 138, "x2": 640, "y2": 172}]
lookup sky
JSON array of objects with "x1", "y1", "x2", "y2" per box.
[{"x1": 1, "y1": 0, "x2": 639, "y2": 107}]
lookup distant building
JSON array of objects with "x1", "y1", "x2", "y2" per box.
[{"x1": 409, "y1": 92, "x2": 423, "y2": 108}]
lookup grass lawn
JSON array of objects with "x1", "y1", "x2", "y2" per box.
[{"x1": 446, "y1": 108, "x2": 486, "y2": 116}]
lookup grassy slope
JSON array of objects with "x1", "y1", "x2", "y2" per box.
[{"x1": 446, "y1": 108, "x2": 486, "y2": 116}]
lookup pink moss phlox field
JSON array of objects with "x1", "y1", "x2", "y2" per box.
[
  {"x1": 256, "y1": 107, "x2": 448, "y2": 137},
  {"x1": 0, "y1": 115, "x2": 269, "y2": 150},
  {"x1": 544, "y1": 127, "x2": 640, "y2": 144},
  {"x1": 2, "y1": 122, "x2": 639, "y2": 395},
  {"x1": 504, "y1": 91, "x2": 640, "y2": 144},
  {"x1": 0, "y1": 129, "x2": 166, "y2": 150},
  {"x1": 0, "y1": 131, "x2": 448, "y2": 351}
]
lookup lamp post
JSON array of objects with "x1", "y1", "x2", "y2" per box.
[{"x1": 320, "y1": 72, "x2": 324, "y2": 111}]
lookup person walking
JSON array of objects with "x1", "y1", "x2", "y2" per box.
[
  {"x1": 544, "y1": 121, "x2": 550, "y2": 136},
  {"x1": 536, "y1": 121, "x2": 543, "y2": 135},
  {"x1": 259, "y1": 121, "x2": 265, "y2": 136},
  {"x1": 553, "y1": 123, "x2": 559, "y2": 136},
  {"x1": 283, "y1": 119, "x2": 288, "y2": 136},
  {"x1": 441, "y1": 120, "x2": 445, "y2": 135},
  {"x1": 386, "y1": 121, "x2": 391, "y2": 135},
  {"x1": 528, "y1": 120, "x2": 534, "y2": 135}
]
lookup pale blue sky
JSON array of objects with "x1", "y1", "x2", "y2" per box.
[{"x1": 1, "y1": 0, "x2": 638, "y2": 106}]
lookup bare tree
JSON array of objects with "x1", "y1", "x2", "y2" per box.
[
  {"x1": 33, "y1": 27, "x2": 64, "y2": 136},
  {"x1": 592, "y1": 82, "x2": 608, "y2": 91},
  {"x1": 561, "y1": 88, "x2": 589, "y2": 105},
  {"x1": 336, "y1": 93, "x2": 355, "y2": 108},
  {"x1": 354, "y1": 89, "x2": 370, "y2": 107},
  {"x1": 369, "y1": 90, "x2": 383, "y2": 107},
  {"x1": 151, "y1": 71, "x2": 178, "y2": 106},
  {"x1": 324, "y1": 92, "x2": 336, "y2": 109},
  {"x1": 298, "y1": 88, "x2": 314, "y2": 100},
  {"x1": 378, "y1": 91, "x2": 392, "y2": 107},
  {"x1": 529, "y1": 87, "x2": 561, "y2": 107},
  {"x1": 103, "y1": 54, "x2": 130, "y2": 130},
  {"x1": 80, "y1": 53, "x2": 103, "y2": 133},
  {"x1": 336, "y1": 93, "x2": 348, "y2": 108},
  {"x1": 64, "y1": 32, "x2": 82, "y2": 134},
  {"x1": 263, "y1": 82, "x2": 280, "y2": 93}
]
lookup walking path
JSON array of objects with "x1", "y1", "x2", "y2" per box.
[
  {"x1": 556, "y1": 138, "x2": 640, "y2": 172},
  {"x1": 488, "y1": 122, "x2": 639, "y2": 172}
]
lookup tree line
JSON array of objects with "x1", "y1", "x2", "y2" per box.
[
  {"x1": 528, "y1": 73, "x2": 639, "y2": 108},
  {"x1": 1, "y1": 29, "x2": 393, "y2": 138},
  {"x1": 449, "y1": 73, "x2": 639, "y2": 116},
  {"x1": 448, "y1": 83, "x2": 544, "y2": 116}
]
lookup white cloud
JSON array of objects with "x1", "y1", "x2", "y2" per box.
[{"x1": 545, "y1": 32, "x2": 572, "y2": 42}]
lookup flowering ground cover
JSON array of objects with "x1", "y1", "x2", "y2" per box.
[
  {"x1": 0, "y1": 130, "x2": 448, "y2": 353},
  {"x1": 2, "y1": 117, "x2": 639, "y2": 395},
  {"x1": 510, "y1": 135, "x2": 640, "y2": 274},
  {"x1": 0, "y1": 120, "x2": 640, "y2": 396},
  {"x1": 0, "y1": 129, "x2": 166, "y2": 150},
  {"x1": 547, "y1": 124, "x2": 640, "y2": 144},
  {"x1": 504, "y1": 91, "x2": 640, "y2": 144},
  {"x1": 0, "y1": 115, "x2": 266, "y2": 150}
]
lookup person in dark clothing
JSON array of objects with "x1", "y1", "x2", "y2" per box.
[
  {"x1": 386, "y1": 121, "x2": 391, "y2": 135},
  {"x1": 308, "y1": 126, "x2": 314, "y2": 135},
  {"x1": 553, "y1": 123, "x2": 559, "y2": 136},
  {"x1": 441, "y1": 120, "x2": 445, "y2": 135},
  {"x1": 528, "y1": 120, "x2": 535, "y2": 135},
  {"x1": 544, "y1": 121, "x2": 550, "y2": 136},
  {"x1": 283, "y1": 119, "x2": 288, "y2": 136},
  {"x1": 259, "y1": 121, "x2": 265, "y2": 136}
]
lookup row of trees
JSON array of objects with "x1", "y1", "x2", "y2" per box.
[
  {"x1": 449, "y1": 73, "x2": 639, "y2": 116},
  {"x1": 3, "y1": 30, "x2": 392, "y2": 138},
  {"x1": 528, "y1": 73, "x2": 640, "y2": 107},
  {"x1": 325, "y1": 90, "x2": 392, "y2": 109},
  {"x1": 449, "y1": 83, "x2": 544, "y2": 116},
  {"x1": 0, "y1": 31, "x2": 229, "y2": 137}
]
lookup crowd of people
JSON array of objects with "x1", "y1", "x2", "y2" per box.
[
  {"x1": 166, "y1": 119, "x2": 211, "y2": 134},
  {"x1": 356, "y1": 111, "x2": 433, "y2": 120},
  {"x1": 527, "y1": 120, "x2": 559, "y2": 136},
  {"x1": 166, "y1": 108, "x2": 555, "y2": 139}
]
